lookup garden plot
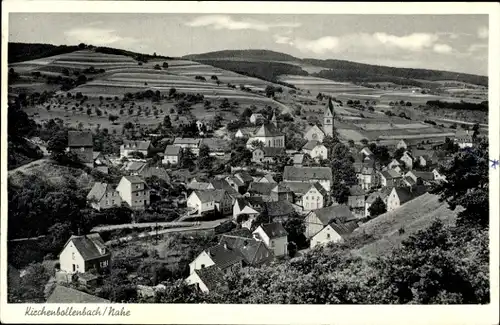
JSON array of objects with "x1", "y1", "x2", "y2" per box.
[{"x1": 336, "y1": 129, "x2": 367, "y2": 142}]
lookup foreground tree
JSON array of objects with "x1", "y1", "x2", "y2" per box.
[{"x1": 368, "y1": 197, "x2": 386, "y2": 218}]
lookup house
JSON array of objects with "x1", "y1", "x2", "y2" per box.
[
  {"x1": 209, "y1": 179, "x2": 240, "y2": 200},
  {"x1": 219, "y1": 234, "x2": 274, "y2": 266},
  {"x1": 262, "y1": 200, "x2": 298, "y2": 223},
  {"x1": 189, "y1": 243, "x2": 244, "y2": 275},
  {"x1": 252, "y1": 147, "x2": 286, "y2": 164},
  {"x1": 252, "y1": 222, "x2": 288, "y2": 257},
  {"x1": 122, "y1": 161, "x2": 147, "y2": 174},
  {"x1": 185, "y1": 265, "x2": 225, "y2": 294},
  {"x1": 225, "y1": 176, "x2": 245, "y2": 192},
  {"x1": 357, "y1": 166, "x2": 377, "y2": 190},
  {"x1": 201, "y1": 138, "x2": 230, "y2": 157},
  {"x1": 46, "y1": 285, "x2": 110, "y2": 303},
  {"x1": 196, "y1": 120, "x2": 212, "y2": 135},
  {"x1": 405, "y1": 170, "x2": 436, "y2": 185},
  {"x1": 396, "y1": 139, "x2": 409, "y2": 150},
  {"x1": 137, "y1": 166, "x2": 171, "y2": 182},
  {"x1": 402, "y1": 176, "x2": 417, "y2": 188},
  {"x1": 59, "y1": 233, "x2": 110, "y2": 274},
  {"x1": 301, "y1": 183, "x2": 328, "y2": 211},
  {"x1": 304, "y1": 204, "x2": 355, "y2": 238},
  {"x1": 432, "y1": 168, "x2": 447, "y2": 182},
  {"x1": 280, "y1": 181, "x2": 316, "y2": 207},
  {"x1": 411, "y1": 149, "x2": 435, "y2": 167},
  {"x1": 256, "y1": 173, "x2": 277, "y2": 183},
  {"x1": 249, "y1": 113, "x2": 266, "y2": 124},
  {"x1": 283, "y1": 166, "x2": 333, "y2": 191},
  {"x1": 173, "y1": 138, "x2": 201, "y2": 155},
  {"x1": 234, "y1": 171, "x2": 254, "y2": 185},
  {"x1": 348, "y1": 186, "x2": 366, "y2": 218},
  {"x1": 86, "y1": 182, "x2": 122, "y2": 210},
  {"x1": 246, "y1": 123, "x2": 285, "y2": 148},
  {"x1": 400, "y1": 151, "x2": 414, "y2": 170},
  {"x1": 162, "y1": 145, "x2": 181, "y2": 165},
  {"x1": 303, "y1": 99, "x2": 336, "y2": 142},
  {"x1": 360, "y1": 146, "x2": 374, "y2": 157},
  {"x1": 187, "y1": 189, "x2": 232, "y2": 216},
  {"x1": 310, "y1": 218, "x2": 358, "y2": 249},
  {"x1": 378, "y1": 169, "x2": 403, "y2": 187},
  {"x1": 386, "y1": 186, "x2": 429, "y2": 212},
  {"x1": 365, "y1": 187, "x2": 392, "y2": 217},
  {"x1": 67, "y1": 130, "x2": 93, "y2": 168},
  {"x1": 93, "y1": 152, "x2": 110, "y2": 174},
  {"x1": 187, "y1": 177, "x2": 214, "y2": 190},
  {"x1": 233, "y1": 197, "x2": 264, "y2": 220},
  {"x1": 234, "y1": 127, "x2": 259, "y2": 139},
  {"x1": 116, "y1": 175, "x2": 150, "y2": 209},
  {"x1": 454, "y1": 129, "x2": 474, "y2": 148},
  {"x1": 120, "y1": 140, "x2": 153, "y2": 159},
  {"x1": 246, "y1": 182, "x2": 277, "y2": 199},
  {"x1": 293, "y1": 153, "x2": 310, "y2": 167},
  {"x1": 387, "y1": 159, "x2": 403, "y2": 173},
  {"x1": 270, "y1": 184, "x2": 294, "y2": 203},
  {"x1": 301, "y1": 140, "x2": 328, "y2": 160}
]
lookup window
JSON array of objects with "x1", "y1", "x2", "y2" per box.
[
  {"x1": 326, "y1": 119, "x2": 331, "y2": 123},
  {"x1": 72, "y1": 252, "x2": 75, "y2": 260},
  {"x1": 326, "y1": 233, "x2": 330, "y2": 239},
  {"x1": 201, "y1": 264, "x2": 205, "y2": 268},
  {"x1": 80, "y1": 147, "x2": 85, "y2": 152},
  {"x1": 270, "y1": 240, "x2": 275, "y2": 247}
]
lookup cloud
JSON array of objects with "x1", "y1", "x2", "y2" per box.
[
  {"x1": 478, "y1": 26, "x2": 488, "y2": 39},
  {"x1": 64, "y1": 27, "x2": 138, "y2": 46},
  {"x1": 185, "y1": 15, "x2": 300, "y2": 31},
  {"x1": 277, "y1": 32, "x2": 450, "y2": 56},
  {"x1": 433, "y1": 43, "x2": 453, "y2": 54}
]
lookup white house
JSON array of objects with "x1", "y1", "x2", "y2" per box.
[
  {"x1": 59, "y1": 234, "x2": 110, "y2": 274},
  {"x1": 432, "y1": 168, "x2": 447, "y2": 182},
  {"x1": 302, "y1": 183, "x2": 328, "y2": 211},
  {"x1": 304, "y1": 204, "x2": 355, "y2": 239},
  {"x1": 301, "y1": 140, "x2": 328, "y2": 160},
  {"x1": 386, "y1": 186, "x2": 428, "y2": 212},
  {"x1": 283, "y1": 166, "x2": 333, "y2": 192},
  {"x1": 310, "y1": 220, "x2": 358, "y2": 249},
  {"x1": 120, "y1": 140, "x2": 153, "y2": 159},
  {"x1": 86, "y1": 182, "x2": 122, "y2": 211},
  {"x1": 249, "y1": 113, "x2": 266, "y2": 124},
  {"x1": 252, "y1": 147, "x2": 286, "y2": 164},
  {"x1": 116, "y1": 175, "x2": 150, "y2": 210},
  {"x1": 454, "y1": 130, "x2": 473, "y2": 149},
  {"x1": 162, "y1": 145, "x2": 181, "y2": 165},
  {"x1": 185, "y1": 265, "x2": 225, "y2": 293},
  {"x1": 233, "y1": 197, "x2": 264, "y2": 220},
  {"x1": 189, "y1": 243, "x2": 244, "y2": 275},
  {"x1": 357, "y1": 166, "x2": 377, "y2": 190},
  {"x1": 303, "y1": 125, "x2": 326, "y2": 143},
  {"x1": 400, "y1": 151, "x2": 414, "y2": 170},
  {"x1": 252, "y1": 222, "x2": 288, "y2": 257},
  {"x1": 173, "y1": 138, "x2": 201, "y2": 155},
  {"x1": 187, "y1": 189, "x2": 232, "y2": 216},
  {"x1": 364, "y1": 187, "x2": 392, "y2": 217}
]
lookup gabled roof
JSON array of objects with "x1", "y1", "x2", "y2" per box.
[
  {"x1": 349, "y1": 185, "x2": 365, "y2": 197},
  {"x1": 247, "y1": 182, "x2": 276, "y2": 196},
  {"x1": 87, "y1": 182, "x2": 113, "y2": 202},
  {"x1": 305, "y1": 124, "x2": 326, "y2": 137},
  {"x1": 257, "y1": 174, "x2": 277, "y2": 183},
  {"x1": 403, "y1": 176, "x2": 417, "y2": 186},
  {"x1": 219, "y1": 235, "x2": 273, "y2": 265},
  {"x1": 393, "y1": 186, "x2": 429, "y2": 204},
  {"x1": 311, "y1": 204, "x2": 355, "y2": 225},
  {"x1": 411, "y1": 171, "x2": 435, "y2": 181},
  {"x1": 281, "y1": 181, "x2": 313, "y2": 195},
  {"x1": 256, "y1": 222, "x2": 288, "y2": 239},
  {"x1": 272, "y1": 183, "x2": 293, "y2": 193},
  {"x1": 283, "y1": 166, "x2": 333, "y2": 181},
  {"x1": 206, "y1": 244, "x2": 245, "y2": 269},
  {"x1": 411, "y1": 149, "x2": 434, "y2": 159},
  {"x1": 235, "y1": 171, "x2": 254, "y2": 183},
  {"x1": 236, "y1": 127, "x2": 259, "y2": 137},
  {"x1": 302, "y1": 140, "x2": 322, "y2": 151},
  {"x1": 68, "y1": 131, "x2": 93, "y2": 147},
  {"x1": 360, "y1": 146, "x2": 374, "y2": 156},
  {"x1": 62, "y1": 234, "x2": 109, "y2": 261},
  {"x1": 122, "y1": 140, "x2": 152, "y2": 151},
  {"x1": 328, "y1": 219, "x2": 358, "y2": 236},
  {"x1": 308, "y1": 182, "x2": 328, "y2": 198},
  {"x1": 223, "y1": 228, "x2": 253, "y2": 238},
  {"x1": 380, "y1": 169, "x2": 402, "y2": 179},
  {"x1": 123, "y1": 161, "x2": 147, "y2": 172},
  {"x1": 235, "y1": 197, "x2": 265, "y2": 212},
  {"x1": 47, "y1": 285, "x2": 110, "y2": 303},
  {"x1": 254, "y1": 123, "x2": 283, "y2": 137},
  {"x1": 173, "y1": 138, "x2": 201, "y2": 146},
  {"x1": 258, "y1": 147, "x2": 286, "y2": 157},
  {"x1": 250, "y1": 113, "x2": 265, "y2": 119},
  {"x1": 361, "y1": 166, "x2": 374, "y2": 175},
  {"x1": 201, "y1": 138, "x2": 230, "y2": 152},
  {"x1": 194, "y1": 265, "x2": 226, "y2": 291},
  {"x1": 164, "y1": 145, "x2": 181, "y2": 156},
  {"x1": 263, "y1": 200, "x2": 296, "y2": 218},
  {"x1": 210, "y1": 179, "x2": 239, "y2": 196},
  {"x1": 293, "y1": 153, "x2": 305, "y2": 165},
  {"x1": 227, "y1": 176, "x2": 245, "y2": 187},
  {"x1": 194, "y1": 189, "x2": 227, "y2": 203},
  {"x1": 138, "y1": 166, "x2": 170, "y2": 182},
  {"x1": 123, "y1": 175, "x2": 146, "y2": 184},
  {"x1": 366, "y1": 187, "x2": 393, "y2": 204}
]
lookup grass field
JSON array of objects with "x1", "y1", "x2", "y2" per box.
[{"x1": 352, "y1": 193, "x2": 460, "y2": 259}]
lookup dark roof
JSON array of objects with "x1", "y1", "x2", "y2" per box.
[
  {"x1": 328, "y1": 219, "x2": 358, "y2": 236},
  {"x1": 247, "y1": 182, "x2": 276, "y2": 196},
  {"x1": 227, "y1": 176, "x2": 245, "y2": 187},
  {"x1": 63, "y1": 234, "x2": 109, "y2": 261},
  {"x1": 272, "y1": 183, "x2": 292, "y2": 193},
  {"x1": 210, "y1": 179, "x2": 239, "y2": 195},
  {"x1": 302, "y1": 140, "x2": 322, "y2": 151},
  {"x1": 164, "y1": 145, "x2": 181, "y2": 156},
  {"x1": 263, "y1": 200, "x2": 296, "y2": 217},
  {"x1": 258, "y1": 222, "x2": 288, "y2": 239},
  {"x1": 258, "y1": 174, "x2": 276, "y2": 183},
  {"x1": 206, "y1": 244, "x2": 244, "y2": 269},
  {"x1": 138, "y1": 166, "x2": 170, "y2": 182},
  {"x1": 236, "y1": 197, "x2": 265, "y2": 211},
  {"x1": 366, "y1": 187, "x2": 393, "y2": 204},
  {"x1": 123, "y1": 161, "x2": 147, "y2": 172},
  {"x1": 311, "y1": 204, "x2": 355, "y2": 225},
  {"x1": 223, "y1": 228, "x2": 253, "y2": 238},
  {"x1": 68, "y1": 131, "x2": 92, "y2": 147},
  {"x1": 173, "y1": 138, "x2": 201, "y2": 145},
  {"x1": 123, "y1": 175, "x2": 146, "y2": 184},
  {"x1": 349, "y1": 185, "x2": 365, "y2": 197},
  {"x1": 403, "y1": 176, "x2": 417, "y2": 186},
  {"x1": 254, "y1": 123, "x2": 283, "y2": 137},
  {"x1": 122, "y1": 140, "x2": 151, "y2": 151},
  {"x1": 381, "y1": 169, "x2": 402, "y2": 179},
  {"x1": 283, "y1": 166, "x2": 333, "y2": 181},
  {"x1": 87, "y1": 182, "x2": 113, "y2": 202},
  {"x1": 194, "y1": 189, "x2": 227, "y2": 203},
  {"x1": 310, "y1": 182, "x2": 329, "y2": 198},
  {"x1": 393, "y1": 186, "x2": 429, "y2": 204},
  {"x1": 411, "y1": 171, "x2": 435, "y2": 181},
  {"x1": 219, "y1": 235, "x2": 274, "y2": 265},
  {"x1": 47, "y1": 285, "x2": 110, "y2": 303},
  {"x1": 201, "y1": 138, "x2": 230, "y2": 152},
  {"x1": 281, "y1": 181, "x2": 313, "y2": 195},
  {"x1": 235, "y1": 171, "x2": 254, "y2": 183},
  {"x1": 194, "y1": 265, "x2": 225, "y2": 291}
]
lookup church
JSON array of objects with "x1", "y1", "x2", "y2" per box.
[
  {"x1": 303, "y1": 98, "x2": 335, "y2": 143},
  {"x1": 246, "y1": 112, "x2": 285, "y2": 148}
]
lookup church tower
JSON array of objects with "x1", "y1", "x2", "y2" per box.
[
  {"x1": 271, "y1": 109, "x2": 278, "y2": 128},
  {"x1": 323, "y1": 98, "x2": 334, "y2": 137}
]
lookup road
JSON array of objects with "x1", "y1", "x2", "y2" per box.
[
  {"x1": 91, "y1": 221, "x2": 197, "y2": 232},
  {"x1": 435, "y1": 117, "x2": 488, "y2": 127},
  {"x1": 105, "y1": 219, "x2": 223, "y2": 245}
]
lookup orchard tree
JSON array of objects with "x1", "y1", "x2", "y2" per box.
[{"x1": 368, "y1": 197, "x2": 387, "y2": 218}]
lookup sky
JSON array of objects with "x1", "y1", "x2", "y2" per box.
[{"x1": 9, "y1": 13, "x2": 489, "y2": 76}]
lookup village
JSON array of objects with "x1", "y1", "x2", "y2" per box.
[{"x1": 26, "y1": 96, "x2": 477, "y2": 303}]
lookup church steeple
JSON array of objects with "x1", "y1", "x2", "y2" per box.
[
  {"x1": 323, "y1": 98, "x2": 334, "y2": 137},
  {"x1": 271, "y1": 109, "x2": 277, "y2": 128}
]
